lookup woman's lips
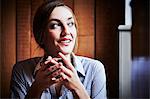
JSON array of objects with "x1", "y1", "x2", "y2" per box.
[{"x1": 58, "y1": 38, "x2": 72, "y2": 46}]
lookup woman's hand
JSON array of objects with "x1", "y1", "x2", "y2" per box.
[
  {"x1": 58, "y1": 52, "x2": 81, "y2": 90},
  {"x1": 34, "y1": 59, "x2": 63, "y2": 90},
  {"x1": 26, "y1": 56, "x2": 64, "y2": 98},
  {"x1": 58, "y1": 52, "x2": 90, "y2": 99}
]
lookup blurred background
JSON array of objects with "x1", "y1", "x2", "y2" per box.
[{"x1": 0, "y1": 0, "x2": 149, "y2": 98}]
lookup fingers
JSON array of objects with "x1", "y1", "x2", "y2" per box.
[
  {"x1": 39, "y1": 62, "x2": 48, "y2": 71},
  {"x1": 48, "y1": 69, "x2": 64, "y2": 84},
  {"x1": 39, "y1": 56, "x2": 57, "y2": 71},
  {"x1": 36, "y1": 54, "x2": 74, "y2": 87},
  {"x1": 58, "y1": 52, "x2": 75, "y2": 71},
  {"x1": 51, "y1": 72, "x2": 69, "y2": 83},
  {"x1": 45, "y1": 58, "x2": 58, "y2": 65},
  {"x1": 47, "y1": 64, "x2": 71, "y2": 82},
  {"x1": 49, "y1": 68, "x2": 62, "y2": 78},
  {"x1": 54, "y1": 76, "x2": 64, "y2": 83},
  {"x1": 59, "y1": 63, "x2": 72, "y2": 77},
  {"x1": 53, "y1": 58, "x2": 62, "y2": 62},
  {"x1": 60, "y1": 72, "x2": 69, "y2": 81},
  {"x1": 47, "y1": 63, "x2": 61, "y2": 74}
]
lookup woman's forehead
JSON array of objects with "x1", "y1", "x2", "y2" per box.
[{"x1": 49, "y1": 6, "x2": 74, "y2": 21}]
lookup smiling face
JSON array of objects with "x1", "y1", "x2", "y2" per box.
[{"x1": 43, "y1": 6, "x2": 77, "y2": 57}]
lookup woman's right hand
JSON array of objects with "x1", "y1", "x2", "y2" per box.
[
  {"x1": 26, "y1": 56, "x2": 63, "y2": 98},
  {"x1": 34, "y1": 61, "x2": 62, "y2": 89}
]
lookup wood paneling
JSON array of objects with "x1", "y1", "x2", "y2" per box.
[
  {"x1": 77, "y1": 36, "x2": 94, "y2": 58},
  {"x1": 16, "y1": 0, "x2": 31, "y2": 61},
  {"x1": 63, "y1": 0, "x2": 74, "y2": 10},
  {"x1": 74, "y1": 0, "x2": 95, "y2": 58},
  {"x1": 1, "y1": 0, "x2": 16, "y2": 97},
  {"x1": 132, "y1": 0, "x2": 149, "y2": 57},
  {"x1": 30, "y1": 0, "x2": 44, "y2": 58},
  {"x1": 95, "y1": 0, "x2": 124, "y2": 98}
]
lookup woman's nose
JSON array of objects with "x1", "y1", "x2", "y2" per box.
[{"x1": 61, "y1": 25, "x2": 70, "y2": 36}]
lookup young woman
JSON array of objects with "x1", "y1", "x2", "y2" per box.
[{"x1": 10, "y1": 0, "x2": 107, "y2": 99}]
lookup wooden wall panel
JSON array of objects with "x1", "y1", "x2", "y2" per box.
[
  {"x1": 1, "y1": 0, "x2": 16, "y2": 97},
  {"x1": 63, "y1": 0, "x2": 74, "y2": 10},
  {"x1": 96, "y1": 0, "x2": 124, "y2": 98},
  {"x1": 30, "y1": 0, "x2": 44, "y2": 58},
  {"x1": 77, "y1": 36, "x2": 94, "y2": 58},
  {"x1": 74, "y1": 0, "x2": 95, "y2": 58},
  {"x1": 132, "y1": 0, "x2": 149, "y2": 57},
  {"x1": 16, "y1": 0, "x2": 31, "y2": 61}
]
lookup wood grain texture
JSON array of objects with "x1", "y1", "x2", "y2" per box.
[
  {"x1": 30, "y1": 0, "x2": 44, "y2": 58},
  {"x1": 77, "y1": 36, "x2": 94, "y2": 58},
  {"x1": 1, "y1": 0, "x2": 16, "y2": 97},
  {"x1": 95, "y1": 0, "x2": 124, "y2": 98},
  {"x1": 16, "y1": 0, "x2": 31, "y2": 61},
  {"x1": 74, "y1": 0, "x2": 95, "y2": 57}
]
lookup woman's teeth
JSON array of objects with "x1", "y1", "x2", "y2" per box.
[{"x1": 60, "y1": 40, "x2": 71, "y2": 43}]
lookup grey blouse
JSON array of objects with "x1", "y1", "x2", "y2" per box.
[{"x1": 10, "y1": 54, "x2": 107, "y2": 99}]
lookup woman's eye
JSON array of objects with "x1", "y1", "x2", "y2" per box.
[
  {"x1": 67, "y1": 22, "x2": 74, "y2": 27},
  {"x1": 49, "y1": 23, "x2": 61, "y2": 29}
]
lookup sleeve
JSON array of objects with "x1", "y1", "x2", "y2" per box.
[
  {"x1": 91, "y1": 61, "x2": 107, "y2": 99},
  {"x1": 10, "y1": 64, "x2": 29, "y2": 99}
]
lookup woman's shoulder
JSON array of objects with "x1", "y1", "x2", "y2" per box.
[{"x1": 12, "y1": 57, "x2": 41, "y2": 73}]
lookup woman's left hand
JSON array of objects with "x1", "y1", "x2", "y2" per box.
[{"x1": 58, "y1": 52, "x2": 90, "y2": 99}]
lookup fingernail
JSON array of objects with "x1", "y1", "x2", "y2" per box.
[
  {"x1": 51, "y1": 77, "x2": 56, "y2": 81},
  {"x1": 58, "y1": 52, "x2": 63, "y2": 56},
  {"x1": 59, "y1": 62, "x2": 63, "y2": 66},
  {"x1": 46, "y1": 56, "x2": 52, "y2": 60},
  {"x1": 58, "y1": 52, "x2": 61, "y2": 54}
]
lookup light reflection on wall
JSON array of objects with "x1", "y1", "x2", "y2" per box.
[{"x1": 132, "y1": 57, "x2": 150, "y2": 98}]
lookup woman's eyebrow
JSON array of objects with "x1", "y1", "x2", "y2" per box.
[
  {"x1": 48, "y1": 17, "x2": 73, "y2": 23},
  {"x1": 48, "y1": 19, "x2": 61, "y2": 23},
  {"x1": 68, "y1": 17, "x2": 73, "y2": 20}
]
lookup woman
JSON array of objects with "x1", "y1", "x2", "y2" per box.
[{"x1": 10, "y1": 0, "x2": 107, "y2": 99}]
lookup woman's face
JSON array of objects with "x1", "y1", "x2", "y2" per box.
[{"x1": 43, "y1": 6, "x2": 77, "y2": 57}]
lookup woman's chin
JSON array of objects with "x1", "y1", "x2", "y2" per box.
[
  {"x1": 59, "y1": 50, "x2": 71, "y2": 55},
  {"x1": 58, "y1": 47, "x2": 73, "y2": 55},
  {"x1": 57, "y1": 44, "x2": 73, "y2": 55}
]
